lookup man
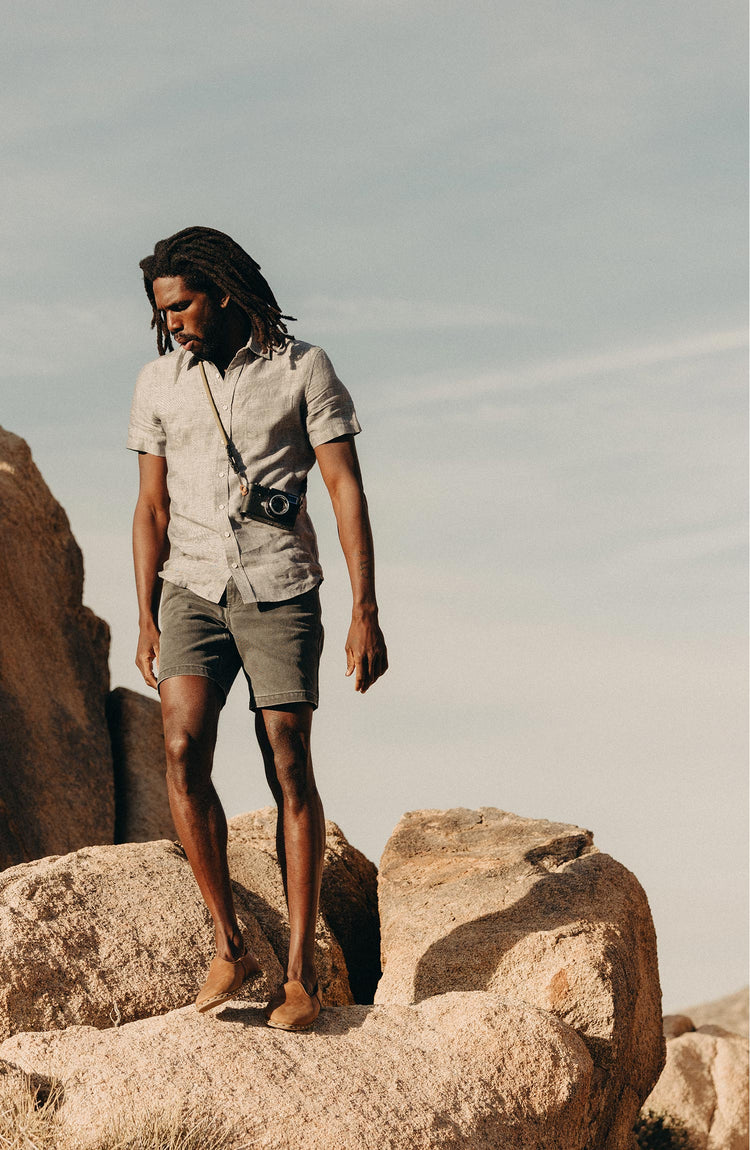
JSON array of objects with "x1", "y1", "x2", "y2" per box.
[{"x1": 128, "y1": 226, "x2": 387, "y2": 1031}]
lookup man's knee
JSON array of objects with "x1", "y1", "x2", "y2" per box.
[
  {"x1": 271, "y1": 736, "x2": 314, "y2": 811},
  {"x1": 163, "y1": 728, "x2": 214, "y2": 795}
]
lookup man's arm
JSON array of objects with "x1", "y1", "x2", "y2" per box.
[
  {"x1": 314, "y1": 435, "x2": 388, "y2": 693},
  {"x1": 133, "y1": 452, "x2": 170, "y2": 689}
]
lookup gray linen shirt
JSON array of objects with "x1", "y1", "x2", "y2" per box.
[{"x1": 127, "y1": 337, "x2": 361, "y2": 604}]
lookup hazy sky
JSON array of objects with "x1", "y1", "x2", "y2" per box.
[{"x1": 2, "y1": 1, "x2": 746, "y2": 1011}]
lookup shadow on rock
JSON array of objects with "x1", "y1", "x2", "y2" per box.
[{"x1": 216, "y1": 1003, "x2": 371, "y2": 1035}]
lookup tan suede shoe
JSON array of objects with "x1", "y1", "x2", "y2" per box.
[
  {"x1": 263, "y1": 983, "x2": 287, "y2": 1021},
  {"x1": 265, "y1": 980, "x2": 321, "y2": 1032},
  {"x1": 195, "y1": 949, "x2": 262, "y2": 1014}
]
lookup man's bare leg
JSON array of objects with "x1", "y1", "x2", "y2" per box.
[
  {"x1": 160, "y1": 675, "x2": 251, "y2": 963},
  {"x1": 255, "y1": 704, "x2": 325, "y2": 993}
]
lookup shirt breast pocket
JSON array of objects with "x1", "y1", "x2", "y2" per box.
[{"x1": 237, "y1": 388, "x2": 300, "y2": 449}]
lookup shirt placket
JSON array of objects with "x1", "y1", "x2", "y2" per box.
[{"x1": 208, "y1": 362, "x2": 257, "y2": 599}]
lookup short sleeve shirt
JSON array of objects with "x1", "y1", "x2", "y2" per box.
[{"x1": 127, "y1": 337, "x2": 361, "y2": 604}]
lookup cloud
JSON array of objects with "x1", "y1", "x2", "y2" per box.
[
  {"x1": 367, "y1": 327, "x2": 748, "y2": 411},
  {"x1": 299, "y1": 294, "x2": 532, "y2": 334}
]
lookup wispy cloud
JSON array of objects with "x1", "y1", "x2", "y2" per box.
[
  {"x1": 368, "y1": 327, "x2": 748, "y2": 410},
  {"x1": 299, "y1": 294, "x2": 532, "y2": 333}
]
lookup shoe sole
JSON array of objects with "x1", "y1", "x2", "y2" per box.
[
  {"x1": 195, "y1": 989, "x2": 239, "y2": 1014},
  {"x1": 195, "y1": 964, "x2": 263, "y2": 1014},
  {"x1": 266, "y1": 1015, "x2": 319, "y2": 1032}
]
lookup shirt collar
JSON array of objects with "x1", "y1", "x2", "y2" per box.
[
  {"x1": 185, "y1": 337, "x2": 271, "y2": 371},
  {"x1": 185, "y1": 336, "x2": 289, "y2": 369},
  {"x1": 247, "y1": 336, "x2": 272, "y2": 360}
]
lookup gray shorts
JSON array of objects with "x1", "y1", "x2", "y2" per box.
[{"x1": 157, "y1": 579, "x2": 323, "y2": 710}]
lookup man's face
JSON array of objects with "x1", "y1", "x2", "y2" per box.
[{"x1": 152, "y1": 276, "x2": 225, "y2": 359}]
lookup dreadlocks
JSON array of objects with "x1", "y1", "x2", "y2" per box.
[{"x1": 139, "y1": 226, "x2": 295, "y2": 357}]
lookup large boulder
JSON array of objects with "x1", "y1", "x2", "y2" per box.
[
  {"x1": 643, "y1": 1025, "x2": 749, "y2": 1150},
  {"x1": 0, "y1": 823, "x2": 357, "y2": 1042},
  {"x1": 374, "y1": 807, "x2": 665, "y2": 1150},
  {"x1": 0, "y1": 839, "x2": 281, "y2": 1040},
  {"x1": 0, "y1": 994, "x2": 594, "y2": 1150},
  {"x1": 105, "y1": 686, "x2": 176, "y2": 843},
  {"x1": 228, "y1": 808, "x2": 380, "y2": 1003},
  {"x1": 0, "y1": 428, "x2": 114, "y2": 868}
]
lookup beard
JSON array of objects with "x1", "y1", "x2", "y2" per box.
[{"x1": 188, "y1": 312, "x2": 223, "y2": 359}]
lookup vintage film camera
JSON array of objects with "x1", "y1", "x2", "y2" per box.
[{"x1": 240, "y1": 482, "x2": 302, "y2": 531}]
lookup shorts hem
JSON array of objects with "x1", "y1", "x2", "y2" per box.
[
  {"x1": 252, "y1": 691, "x2": 319, "y2": 713},
  {"x1": 157, "y1": 664, "x2": 230, "y2": 703}
]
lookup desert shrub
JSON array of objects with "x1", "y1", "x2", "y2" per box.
[{"x1": 634, "y1": 1109, "x2": 695, "y2": 1150}]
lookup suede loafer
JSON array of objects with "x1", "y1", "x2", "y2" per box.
[
  {"x1": 265, "y1": 980, "x2": 321, "y2": 1032},
  {"x1": 195, "y1": 949, "x2": 262, "y2": 1014}
]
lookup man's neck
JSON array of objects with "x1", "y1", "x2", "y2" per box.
[{"x1": 213, "y1": 310, "x2": 253, "y2": 375}]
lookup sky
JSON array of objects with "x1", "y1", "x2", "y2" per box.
[{"x1": 2, "y1": 1, "x2": 746, "y2": 1012}]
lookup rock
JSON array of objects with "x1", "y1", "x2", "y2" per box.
[
  {"x1": 663, "y1": 1014, "x2": 696, "y2": 1039},
  {"x1": 105, "y1": 686, "x2": 176, "y2": 843},
  {"x1": 0, "y1": 838, "x2": 283, "y2": 1040},
  {"x1": 374, "y1": 807, "x2": 665, "y2": 1150},
  {"x1": 0, "y1": 427, "x2": 114, "y2": 869},
  {"x1": 679, "y1": 987, "x2": 749, "y2": 1039},
  {"x1": 643, "y1": 1026, "x2": 749, "y2": 1150},
  {"x1": 228, "y1": 808, "x2": 380, "y2": 1003},
  {"x1": 0, "y1": 993, "x2": 595, "y2": 1150},
  {"x1": 0, "y1": 820, "x2": 360, "y2": 1043}
]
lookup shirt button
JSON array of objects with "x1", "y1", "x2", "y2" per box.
[
  {"x1": 231, "y1": 563, "x2": 238, "y2": 569},
  {"x1": 224, "y1": 531, "x2": 230, "y2": 538},
  {"x1": 219, "y1": 504, "x2": 225, "y2": 510},
  {"x1": 219, "y1": 471, "x2": 225, "y2": 478},
  {"x1": 223, "y1": 404, "x2": 228, "y2": 410}
]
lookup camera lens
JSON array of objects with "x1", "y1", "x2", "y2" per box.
[{"x1": 267, "y1": 493, "x2": 290, "y2": 518}]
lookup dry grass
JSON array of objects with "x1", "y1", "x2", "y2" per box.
[
  {"x1": 83, "y1": 1109, "x2": 239, "y2": 1150},
  {"x1": 0, "y1": 1071, "x2": 62, "y2": 1150},
  {"x1": 0, "y1": 1072, "x2": 249, "y2": 1150}
]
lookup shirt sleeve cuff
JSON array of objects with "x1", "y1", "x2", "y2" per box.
[
  {"x1": 126, "y1": 436, "x2": 167, "y2": 456},
  {"x1": 307, "y1": 418, "x2": 362, "y2": 450}
]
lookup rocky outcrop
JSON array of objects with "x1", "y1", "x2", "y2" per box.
[
  {"x1": 0, "y1": 994, "x2": 594, "y2": 1150},
  {"x1": 228, "y1": 807, "x2": 380, "y2": 1003},
  {"x1": 0, "y1": 427, "x2": 114, "y2": 869},
  {"x1": 105, "y1": 686, "x2": 176, "y2": 843},
  {"x1": 0, "y1": 839, "x2": 280, "y2": 1039},
  {"x1": 0, "y1": 827, "x2": 358, "y2": 1043},
  {"x1": 643, "y1": 1024, "x2": 749, "y2": 1150},
  {"x1": 679, "y1": 986, "x2": 749, "y2": 1038},
  {"x1": 374, "y1": 807, "x2": 665, "y2": 1150},
  {"x1": 663, "y1": 1014, "x2": 697, "y2": 1039}
]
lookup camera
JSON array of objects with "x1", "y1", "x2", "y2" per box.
[{"x1": 239, "y1": 482, "x2": 302, "y2": 531}]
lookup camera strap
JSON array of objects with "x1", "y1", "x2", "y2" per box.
[{"x1": 198, "y1": 360, "x2": 249, "y2": 495}]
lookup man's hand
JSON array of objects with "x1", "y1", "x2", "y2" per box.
[
  {"x1": 136, "y1": 619, "x2": 161, "y2": 689},
  {"x1": 345, "y1": 609, "x2": 388, "y2": 693}
]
